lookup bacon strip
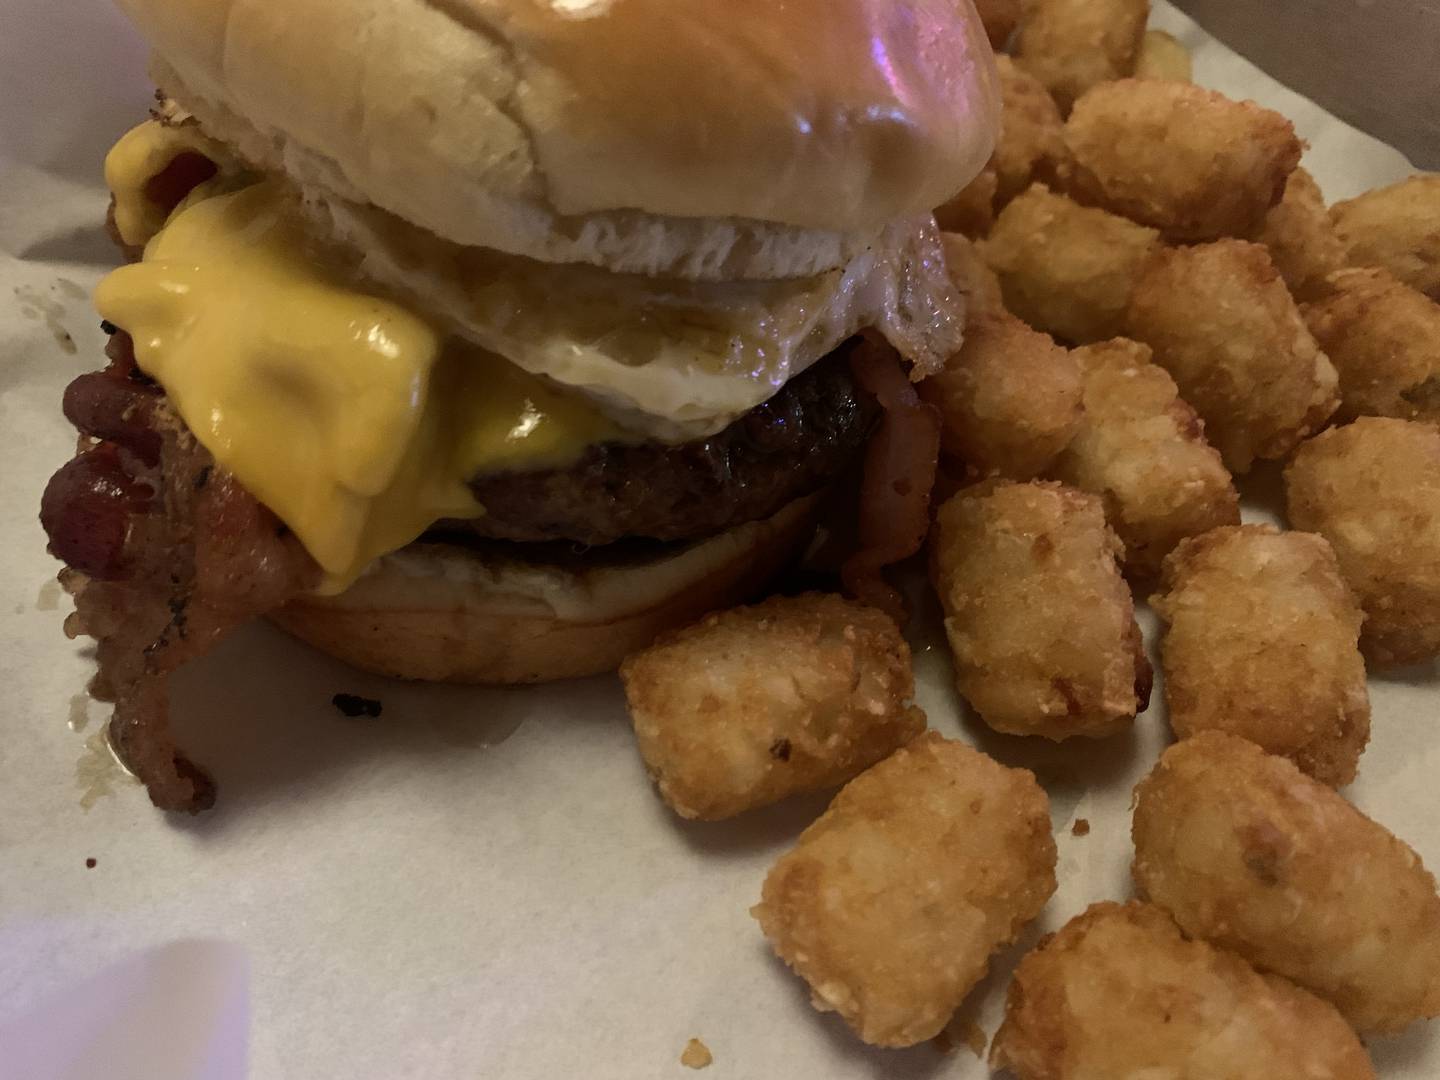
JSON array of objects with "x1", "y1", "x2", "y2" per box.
[
  {"x1": 841, "y1": 337, "x2": 943, "y2": 624},
  {"x1": 42, "y1": 333, "x2": 318, "y2": 812}
]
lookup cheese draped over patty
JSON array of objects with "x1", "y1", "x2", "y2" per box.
[
  {"x1": 99, "y1": 123, "x2": 623, "y2": 591},
  {"x1": 95, "y1": 120, "x2": 962, "y2": 591}
]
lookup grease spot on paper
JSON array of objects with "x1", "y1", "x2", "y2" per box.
[
  {"x1": 37, "y1": 580, "x2": 61, "y2": 610},
  {"x1": 14, "y1": 284, "x2": 78, "y2": 354},
  {"x1": 68, "y1": 693, "x2": 91, "y2": 733},
  {"x1": 679, "y1": 1038, "x2": 712, "y2": 1069},
  {"x1": 76, "y1": 723, "x2": 139, "y2": 811}
]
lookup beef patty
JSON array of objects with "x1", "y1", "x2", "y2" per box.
[{"x1": 461, "y1": 344, "x2": 877, "y2": 546}]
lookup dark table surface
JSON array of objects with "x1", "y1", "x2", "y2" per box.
[{"x1": 1174, "y1": 0, "x2": 1438, "y2": 169}]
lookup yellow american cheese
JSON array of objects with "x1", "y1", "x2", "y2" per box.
[
  {"x1": 104, "y1": 119, "x2": 228, "y2": 248},
  {"x1": 96, "y1": 123, "x2": 621, "y2": 592}
]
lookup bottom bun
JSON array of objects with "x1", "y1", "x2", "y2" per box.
[{"x1": 270, "y1": 495, "x2": 820, "y2": 684}]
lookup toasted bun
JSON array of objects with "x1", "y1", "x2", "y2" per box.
[
  {"x1": 119, "y1": 0, "x2": 999, "y2": 279},
  {"x1": 270, "y1": 496, "x2": 819, "y2": 683}
]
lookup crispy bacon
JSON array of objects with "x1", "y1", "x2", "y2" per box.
[
  {"x1": 40, "y1": 444, "x2": 154, "y2": 580},
  {"x1": 841, "y1": 337, "x2": 943, "y2": 624},
  {"x1": 42, "y1": 333, "x2": 318, "y2": 812},
  {"x1": 62, "y1": 369, "x2": 163, "y2": 465}
]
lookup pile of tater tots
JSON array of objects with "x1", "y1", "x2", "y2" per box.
[{"x1": 622, "y1": 0, "x2": 1440, "y2": 1073}]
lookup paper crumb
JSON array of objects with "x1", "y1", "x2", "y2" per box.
[
  {"x1": 680, "y1": 1038, "x2": 712, "y2": 1069},
  {"x1": 959, "y1": 1020, "x2": 987, "y2": 1059},
  {"x1": 36, "y1": 580, "x2": 60, "y2": 610},
  {"x1": 1071, "y1": 817, "x2": 1091, "y2": 837}
]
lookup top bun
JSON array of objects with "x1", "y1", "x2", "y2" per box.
[{"x1": 118, "y1": 0, "x2": 1000, "y2": 280}]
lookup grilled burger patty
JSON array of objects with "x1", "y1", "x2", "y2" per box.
[{"x1": 461, "y1": 344, "x2": 877, "y2": 546}]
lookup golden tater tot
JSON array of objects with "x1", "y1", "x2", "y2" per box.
[
  {"x1": 990, "y1": 901, "x2": 1376, "y2": 1080},
  {"x1": 1255, "y1": 166, "x2": 1347, "y2": 301},
  {"x1": 1133, "y1": 28, "x2": 1192, "y2": 82},
  {"x1": 1125, "y1": 239, "x2": 1338, "y2": 473},
  {"x1": 992, "y1": 55, "x2": 1069, "y2": 207},
  {"x1": 620, "y1": 593, "x2": 925, "y2": 821},
  {"x1": 1063, "y1": 79, "x2": 1302, "y2": 242},
  {"x1": 1013, "y1": 0, "x2": 1149, "y2": 113},
  {"x1": 941, "y1": 232, "x2": 1004, "y2": 319},
  {"x1": 1150, "y1": 524, "x2": 1369, "y2": 787},
  {"x1": 1285, "y1": 418, "x2": 1440, "y2": 666},
  {"x1": 919, "y1": 314, "x2": 1082, "y2": 480},
  {"x1": 1331, "y1": 174, "x2": 1440, "y2": 300},
  {"x1": 1050, "y1": 338, "x2": 1239, "y2": 578},
  {"x1": 974, "y1": 0, "x2": 1022, "y2": 48},
  {"x1": 1133, "y1": 732, "x2": 1440, "y2": 1034},
  {"x1": 1304, "y1": 267, "x2": 1440, "y2": 425},
  {"x1": 982, "y1": 183, "x2": 1161, "y2": 344},
  {"x1": 753, "y1": 732, "x2": 1056, "y2": 1048},
  {"x1": 931, "y1": 481, "x2": 1150, "y2": 739},
  {"x1": 935, "y1": 162, "x2": 997, "y2": 238}
]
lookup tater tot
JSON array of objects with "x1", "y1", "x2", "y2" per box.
[
  {"x1": 919, "y1": 313, "x2": 1082, "y2": 480},
  {"x1": 1303, "y1": 268, "x2": 1440, "y2": 425},
  {"x1": 941, "y1": 232, "x2": 1004, "y2": 319},
  {"x1": 1013, "y1": 0, "x2": 1149, "y2": 113},
  {"x1": 1255, "y1": 166, "x2": 1347, "y2": 301},
  {"x1": 620, "y1": 593, "x2": 925, "y2": 821},
  {"x1": 990, "y1": 901, "x2": 1376, "y2": 1080},
  {"x1": 1285, "y1": 418, "x2": 1440, "y2": 666},
  {"x1": 982, "y1": 183, "x2": 1161, "y2": 344},
  {"x1": 1150, "y1": 524, "x2": 1369, "y2": 787},
  {"x1": 931, "y1": 481, "x2": 1150, "y2": 739},
  {"x1": 753, "y1": 732, "x2": 1057, "y2": 1048},
  {"x1": 991, "y1": 55, "x2": 1070, "y2": 207},
  {"x1": 1063, "y1": 79, "x2": 1302, "y2": 242},
  {"x1": 935, "y1": 162, "x2": 998, "y2": 238},
  {"x1": 1124, "y1": 239, "x2": 1339, "y2": 473},
  {"x1": 1133, "y1": 28, "x2": 1192, "y2": 82},
  {"x1": 1133, "y1": 732, "x2": 1440, "y2": 1034},
  {"x1": 1331, "y1": 174, "x2": 1440, "y2": 300},
  {"x1": 1050, "y1": 338, "x2": 1239, "y2": 578},
  {"x1": 974, "y1": 0, "x2": 1022, "y2": 48}
]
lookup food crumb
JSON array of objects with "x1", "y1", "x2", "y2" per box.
[
  {"x1": 1072, "y1": 817, "x2": 1091, "y2": 836},
  {"x1": 959, "y1": 1019, "x2": 987, "y2": 1059},
  {"x1": 331, "y1": 693, "x2": 383, "y2": 718},
  {"x1": 680, "y1": 1038, "x2": 713, "y2": 1069},
  {"x1": 85, "y1": 858, "x2": 96, "y2": 869}
]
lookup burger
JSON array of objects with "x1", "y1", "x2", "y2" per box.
[{"x1": 40, "y1": 0, "x2": 1000, "y2": 812}]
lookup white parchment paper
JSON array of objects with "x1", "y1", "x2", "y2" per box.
[{"x1": 0, "y1": 3, "x2": 1432, "y2": 1077}]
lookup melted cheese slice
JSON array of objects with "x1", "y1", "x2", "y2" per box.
[{"x1": 97, "y1": 128, "x2": 622, "y2": 591}]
